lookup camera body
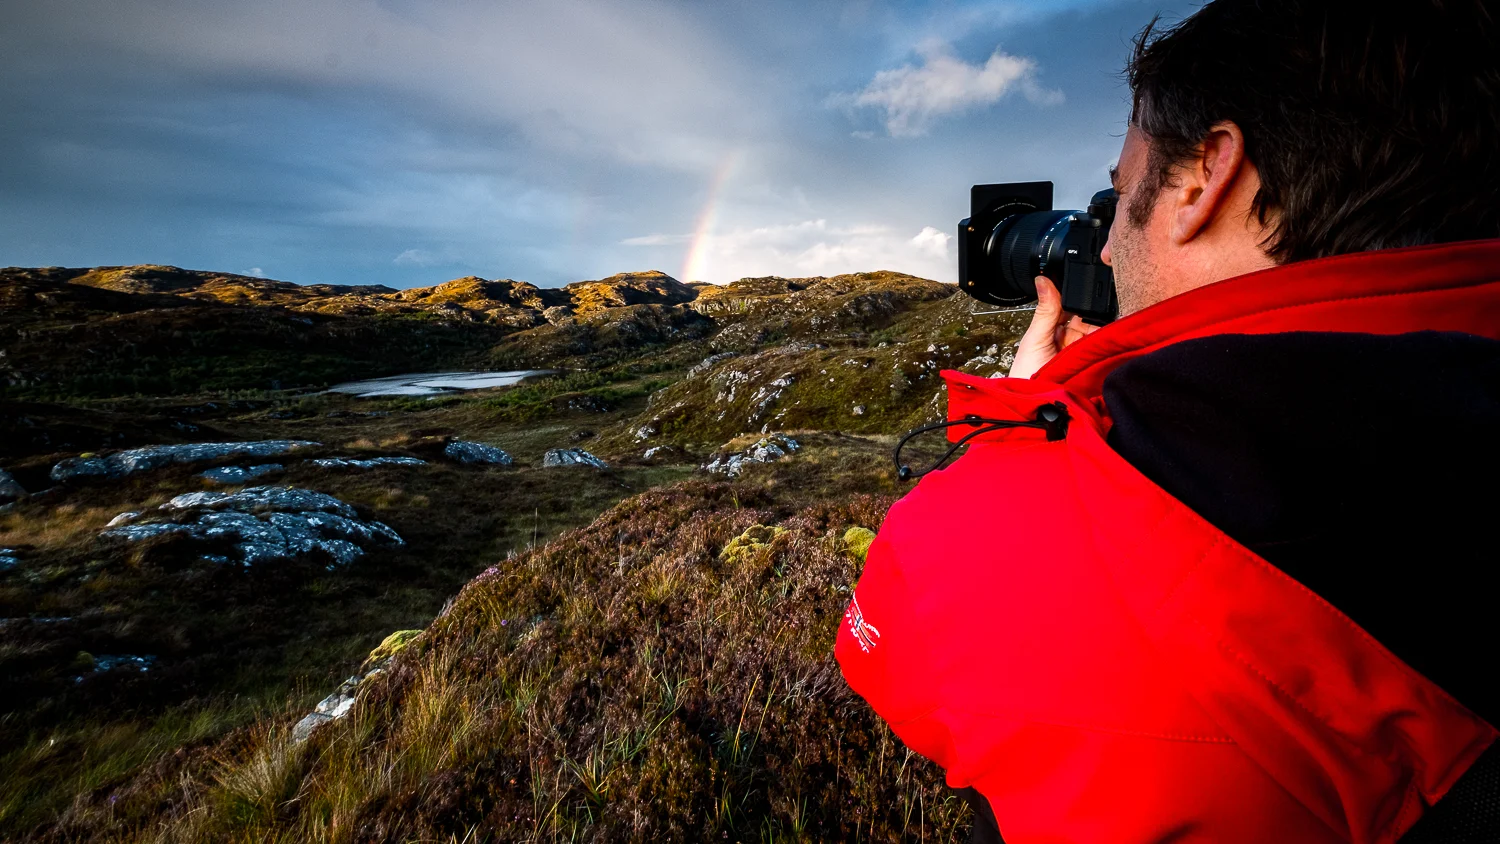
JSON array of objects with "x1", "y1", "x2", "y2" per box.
[{"x1": 958, "y1": 181, "x2": 1119, "y2": 325}]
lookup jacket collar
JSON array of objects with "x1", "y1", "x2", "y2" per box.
[{"x1": 1033, "y1": 238, "x2": 1500, "y2": 398}]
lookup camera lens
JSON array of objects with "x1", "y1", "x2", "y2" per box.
[{"x1": 985, "y1": 209, "x2": 1073, "y2": 302}]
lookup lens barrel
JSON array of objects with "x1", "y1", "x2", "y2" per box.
[
  {"x1": 959, "y1": 181, "x2": 1118, "y2": 324},
  {"x1": 989, "y1": 209, "x2": 1073, "y2": 302}
]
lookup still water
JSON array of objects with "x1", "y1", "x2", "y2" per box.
[{"x1": 327, "y1": 370, "x2": 549, "y2": 398}]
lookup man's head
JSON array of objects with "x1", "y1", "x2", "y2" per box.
[{"x1": 1104, "y1": 0, "x2": 1500, "y2": 317}]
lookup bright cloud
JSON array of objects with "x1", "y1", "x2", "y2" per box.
[
  {"x1": 844, "y1": 40, "x2": 1063, "y2": 137},
  {"x1": 627, "y1": 220, "x2": 954, "y2": 284}
]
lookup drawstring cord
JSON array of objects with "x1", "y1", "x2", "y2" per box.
[{"x1": 893, "y1": 402, "x2": 1069, "y2": 481}]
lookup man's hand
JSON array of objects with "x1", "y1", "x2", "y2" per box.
[{"x1": 1008, "y1": 276, "x2": 1098, "y2": 379}]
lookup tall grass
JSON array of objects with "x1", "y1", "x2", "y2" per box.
[{"x1": 59, "y1": 471, "x2": 969, "y2": 842}]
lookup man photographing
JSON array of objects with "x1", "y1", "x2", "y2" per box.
[{"x1": 837, "y1": 1, "x2": 1500, "y2": 842}]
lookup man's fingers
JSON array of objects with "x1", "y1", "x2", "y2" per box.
[
  {"x1": 1009, "y1": 277, "x2": 1066, "y2": 379},
  {"x1": 1059, "y1": 315, "x2": 1098, "y2": 349}
]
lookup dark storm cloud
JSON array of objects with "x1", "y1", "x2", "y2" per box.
[{"x1": 0, "y1": 0, "x2": 1200, "y2": 287}]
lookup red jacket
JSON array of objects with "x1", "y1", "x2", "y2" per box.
[{"x1": 836, "y1": 239, "x2": 1500, "y2": 843}]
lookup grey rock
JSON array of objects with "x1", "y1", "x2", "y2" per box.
[
  {"x1": 687, "y1": 352, "x2": 737, "y2": 378},
  {"x1": 74, "y1": 654, "x2": 157, "y2": 684},
  {"x1": 852, "y1": 405, "x2": 866, "y2": 416},
  {"x1": 444, "y1": 441, "x2": 513, "y2": 466},
  {"x1": 92, "y1": 654, "x2": 156, "y2": 673},
  {"x1": 309, "y1": 456, "x2": 426, "y2": 470},
  {"x1": 643, "y1": 445, "x2": 672, "y2": 460},
  {"x1": 100, "y1": 486, "x2": 401, "y2": 569},
  {"x1": 542, "y1": 448, "x2": 607, "y2": 469},
  {"x1": 164, "y1": 486, "x2": 358, "y2": 518},
  {"x1": 52, "y1": 441, "x2": 319, "y2": 483},
  {"x1": 292, "y1": 664, "x2": 389, "y2": 743},
  {"x1": 106, "y1": 511, "x2": 141, "y2": 527},
  {"x1": 703, "y1": 435, "x2": 800, "y2": 478},
  {"x1": 0, "y1": 469, "x2": 26, "y2": 503},
  {"x1": 0, "y1": 548, "x2": 18, "y2": 571},
  {"x1": 542, "y1": 305, "x2": 576, "y2": 326},
  {"x1": 199, "y1": 464, "x2": 284, "y2": 484}
]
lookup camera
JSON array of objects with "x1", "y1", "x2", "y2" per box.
[{"x1": 958, "y1": 181, "x2": 1119, "y2": 325}]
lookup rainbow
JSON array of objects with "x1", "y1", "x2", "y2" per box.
[{"x1": 679, "y1": 150, "x2": 742, "y2": 284}]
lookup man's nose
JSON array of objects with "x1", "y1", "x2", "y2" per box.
[{"x1": 1101, "y1": 235, "x2": 1113, "y2": 267}]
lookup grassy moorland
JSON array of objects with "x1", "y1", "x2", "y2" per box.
[{"x1": 0, "y1": 264, "x2": 1029, "y2": 841}]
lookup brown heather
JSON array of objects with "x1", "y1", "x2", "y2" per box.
[{"x1": 47, "y1": 463, "x2": 970, "y2": 843}]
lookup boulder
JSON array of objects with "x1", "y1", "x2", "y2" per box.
[
  {"x1": 687, "y1": 351, "x2": 737, "y2": 378},
  {"x1": 52, "y1": 440, "x2": 320, "y2": 483},
  {"x1": 308, "y1": 456, "x2": 426, "y2": 470},
  {"x1": 199, "y1": 464, "x2": 283, "y2": 485},
  {"x1": 444, "y1": 441, "x2": 513, "y2": 466},
  {"x1": 0, "y1": 548, "x2": 18, "y2": 571},
  {"x1": 542, "y1": 448, "x2": 607, "y2": 469},
  {"x1": 0, "y1": 469, "x2": 26, "y2": 503},
  {"x1": 703, "y1": 435, "x2": 800, "y2": 478},
  {"x1": 291, "y1": 671, "x2": 370, "y2": 743},
  {"x1": 100, "y1": 486, "x2": 402, "y2": 569}
]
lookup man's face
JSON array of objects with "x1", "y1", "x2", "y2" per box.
[{"x1": 1101, "y1": 126, "x2": 1165, "y2": 317}]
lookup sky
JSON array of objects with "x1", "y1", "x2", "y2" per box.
[{"x1": 0, "y1": 0, "x2": 1201, "y2": 289}]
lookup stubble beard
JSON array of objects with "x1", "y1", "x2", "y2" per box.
[{"x1": 1108, "y1": 217, "x2": 1160, "y2": 319}]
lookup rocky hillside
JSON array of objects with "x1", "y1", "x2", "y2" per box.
[
  {"x1": 0, "y1": 265, "x2": 956, "y2": 399},
  {"x1": 0, "y1": 261, "x2": 1035, "y2": 841}
]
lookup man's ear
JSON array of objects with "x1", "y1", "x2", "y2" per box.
[{"x1": 1169, "y1": 120, "x2": 1247, "y2": 244}]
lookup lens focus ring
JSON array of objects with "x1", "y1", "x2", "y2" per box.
[{"x1": 1000, "y1": 210, "x2": 1070, "y2": 293}]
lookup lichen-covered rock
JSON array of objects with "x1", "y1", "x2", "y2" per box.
[
  {"x1": 702, "y1": 435, "x2": 800, "y2": 478},
  {"x1": 719, "y1": 524, "x2": 787, "y2": 566},
  {"x1": 542, "y1": 448, "x2": 607, "y2": 469},
  {"x1": 100, "y1": 486, "x2": 401, "y2": 569},
  {"x1": 444, "y1": 441, "x2": 513, "y2": 466},
  {"x1": 199, "y1": 464, "x2": 284, "y2": 484},
  {"x1": 843, "y1": 526, "x2": 877, "y2": 563},
  {"x1": 0, "y1": 469, "x2": 26, "y2": 503},
  {"x1": 309, "y1": 456, "x2": 426, "y2": 470},
  {"x1": 51, "y1": 441, "x2": 319, "y2": 482},
  {"x1": 366, "y1": 629, "x2": 422, "y2": 664},
  {"x1": 0, "y1": 548, "x2": 19, "y2": 571}
]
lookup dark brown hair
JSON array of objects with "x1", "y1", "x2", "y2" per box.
[{"x1": 1126, "y1": 0, "x2": 1499, "y2": 262}]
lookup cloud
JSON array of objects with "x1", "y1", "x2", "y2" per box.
[
  {"x1": 619, "y1": 233, "x2": 690, "y2": 247},
  {"x1": 640, "y1": 219, "x2": 954, "y2": 284},
  {"x1": 842, "y1": 40, "x2": 1062, "y2": 137},
  {"x1": 393, "y1": 249, "x2": 439, "y2": 267},
  {"x1": 246, "y1": 267, "x2": 265, "y2": 277}
]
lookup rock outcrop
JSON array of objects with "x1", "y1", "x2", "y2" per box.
[
  {"x1": 0, "y1": 469, "x2": 26, "y2": 503},
  {"x1": 703, "y1": 435, "x2": 800, "y2": 478},
  {"x1": 100, "y1": 486, "x2": 402, "y2": 568},
  {"x1": 444, "y1": 441, "x2": 513, "y2": 465},
  {"x1": 199, "y1": 464, "x2": 283, "y2": 484},
  {"x1": 52, "y1": 441, "x2": 319, "y2": 482},
  {"x1": 542, "y1": 448, "x2": 607, "y2": 469},
  {"x1": 309, "y1": 456, "x2": 426, "y2": 470}
]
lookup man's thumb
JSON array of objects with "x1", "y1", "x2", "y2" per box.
[{"x1": 1034, "y1": 275, "x2": 1062, "y2": 320}]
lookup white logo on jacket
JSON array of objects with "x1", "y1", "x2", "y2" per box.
[{"x1": 845, "y1": 595, "x2": 881, "y2": 652}]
